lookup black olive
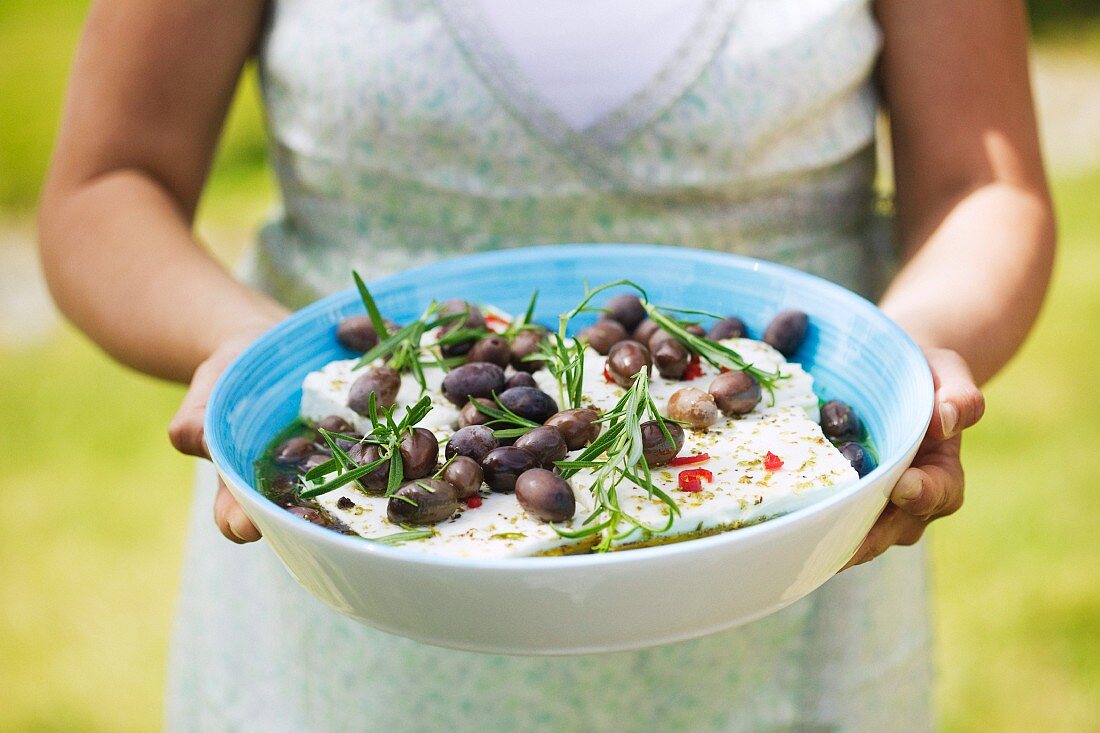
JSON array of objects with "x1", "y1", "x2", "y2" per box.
[
  {"x1": 347, "y1": 366, "x2": 402, "y2": 413},
  {"x1": 708, "y1": 371, "x2": 762, "y2": 416},
  {"x1": 839, "y1": 441, "x2": 875, "y2": 477},
  {"x1": 387, "y1": 479, "x2": 458, "y2": 525},
  {"x1": 481, "y1": 446, "x2": 540, "y2": 493},
  {"x1": 639, "y1": 420, "x2": 685, "y2": 466},
  {"x1": 466, "y1": 335, "x2": 512, "y2": 368},
  {"x1": 438, "y1": 299, "x2": 487, "y2": 357},
  {"x1": 514, "y1": 426, "x2": 568, "y2": 468},
  {"x1": 346, "y1": 442, "x2": 391, "y2": 494},
  {"x1": 274, "y1": 436, "x2": 315, "y2": 466},
  {"x1": 287, "y1": 506, "x2": 329, "y2": 526},
  {"x1": 399, "y1": 427, "x2": 439, "y2": 480},
  {"x1": 603, "y1": 294, "x2": 646, "y2": 332},
  {"x1": 266, "y1": 474, "x2": 299, "y2": 506},
  {"x1": 441, "y1": 456, "x2": 484, "y2": 499},
  {"x1": 708, "y1": 317, "x2": 747, "y2": 341},
  {"x1": 458, "y1": 397, "x2": 495, "y2": 428},
  {"x1": 300, "y1": 453, "x2": 331, "y2": 473},
  {"x1": 336, "y1": 316, "x2": 380, "y2": 353},
  {"x1": 515, "y1": 468, "x2": 576, "y2": 522},
  {"x1": 579, "y1": 318, "x2": 628, "y2": 355},
  {"x1": 441, "y1": 362, "x2": 506, "y2": 406},
  {"x1": 633, "y1": 318, "x2": 660, "y2": 344},
  {"x1": 498, "y1": 386, "x2": 559, "y2": 424},
  {"x1": 653, "y1": 338, "x2": 691, "y2": 379},
  {"x1": 606, "y1": 340, "x2": 652, "y2": 388},
  {"x1": 445, "y1": 425, "x2": 500, "y2": 464},
  {"x1": 505, "y1": 371, "x2": 538, "y2": 389},
  {"x1": 510, "y1": 326, "x2": 547, "y2": 373},
  {"x1": 667, "y1": 387, "x2": 718, "y2": 429},
  {"x1": 821, "y1": 400, "x2": 861, "y2": 442},
  {"x1": 544, "y1": 408, "x2": 601, "y2": 450},
  {"x1": 316, "y1": 415, "x2": 353, "y2": 434},
  {"x1": 764, "y1": 310, "x2": 809, "y2": 357}
]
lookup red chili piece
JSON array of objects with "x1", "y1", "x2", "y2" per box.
[
  {"x1": 669, "y1": 452, "x2": 711, "y2": 467},
  {"x1": 678, "y1": 468, "x2": 713, "y2": 492},
  {"x1": 683, "y1": 354, "x2": 703, "y2": 381},
  {"x1": 485, "y1": 313, "x2": 510, "y2": 330},
  {"x1": 466, "y1": 496, "x2": 483, "y2": 509},
  {"x1": 763, "y1": 451, "x2": 784, "y2": 471},
  {"x1": 603, "y1": 361, "x2": 614, "y2": 383}
]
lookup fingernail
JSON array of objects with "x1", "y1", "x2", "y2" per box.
[
  {"x1": 228, "y1": 522, "x2": 248, "y2": 542},
  {"x1": 940, "y1": 403, "x2": 959, "y2": 439},
  {"x1": 895, "y1": 474, "x2": 923, "y2": 504}
]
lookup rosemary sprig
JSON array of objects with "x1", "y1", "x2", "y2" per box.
[
  {"x1": 471, "y1": 394, "x2": 541, "y2": 439},
  {"x1": 500, "y1": 289, "x2": 541, "y2": 340},
  {"x1": 367, "y1": 525, "x2": 436, "y2": 545},
  {"x1": 552, "y1": 370, "x2": 680, "y2": 552}
]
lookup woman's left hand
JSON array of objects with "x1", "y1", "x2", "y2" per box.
[{"x1": 842, "y1": 347, "x2": 985, "y2": 569}]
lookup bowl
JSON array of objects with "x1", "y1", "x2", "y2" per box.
[{"x1": 205, "y1": 244, "x2": 932, "y2": 655}]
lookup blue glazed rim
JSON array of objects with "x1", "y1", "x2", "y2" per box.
[{"x1": 206, "y1": 243, "x2": 934, "y2": 568}]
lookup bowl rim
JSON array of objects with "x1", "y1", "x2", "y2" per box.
[{"x1": 206, "y1": 243, "x2": 933, "y2": 570}]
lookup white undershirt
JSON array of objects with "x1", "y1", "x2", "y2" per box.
[{"x1": 474, "y1": 0, "x2": 708, "y2": 130}]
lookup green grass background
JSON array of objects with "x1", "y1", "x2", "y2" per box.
[{"x1": 1, "y1": 2, "x2": 1097, "y2": 731}]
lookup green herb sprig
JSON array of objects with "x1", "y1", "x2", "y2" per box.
[{"x1": 471, "y1": 394, "x2": 541, "y2": 439}]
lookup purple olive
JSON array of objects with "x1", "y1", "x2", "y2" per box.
[
  {"x1": 708, "y1": 371, "x2": 762, "y2": 416},
  {"x1": 667, "y1": 388, "x2": 718, "y2": 429},
  {"x1": 481, "y1": 446, "x2": 540, "y2": 493},
  {"x1": 387, "y1": 479, "x2": 458, "y2": 525},
  {"x1": 606, "y1": 340, "x2": 652, "y2": 388},
  {"x1": 266, "y1": 474, "x2": 299, "y2": 506},
  {"x1": 544, "y1": 408, "x2": 601, "y2": 450},
  {"x1": 633, "y1": 318, "x2": 660, "y2": 345},
  {"x1": 839, "y1": 441, "x2": 875, "y2": 477},
  {"x1": 287, "y1": 506, "x2": 329, "y2": 526},
  {"x1": 346, "y1": 442, "x2": 391, "y2": 494},
  {"x1": 764, "y1": 310, "x2": 809, "y2": 357},
  {"x1": 466, "y1": 335, "x2": 512, "y2": 368},
  {"x1": 441, "y1": 456, "x2": 484, "y2": 499},
  {"x1": 639, "y1": 420, "x2": 685, "y2": 467},
  {"x1": 438, "y1": 299, "x2": 487, "y2": 357},
  {"x1": 579, "y1": 319, "x2": 628, "y2": 355},
  {"x1": 603, "y1": 294, "x2": 646, "y2": 332},
  {"x1": 445, "y1": 425, "x2": 499, "y2": 464},
  {"x1": 316, "y1": 415, "x2": 353, "y2": 434},
  {"x1": 347, "y1": 366, "x2": 402, "y2": 413},
  {"x1": 514, "y1": 426, "x2": 568, "y2": 468},
  {"x1": 274, "y1": 437, "x2": 315, "y2": 466},
  {"x1": 458, "y1": 397, "x2": 495, "y2": 428},
  {"x1": 505, "y1": 371, "x2": 538, "y2": 389},
  {"x1": 708, "y1": 317, "x2": 747, "y2": 341},
  {"x1": 821, "y1": 400, "x2": 861, "y2": 442},
  {"x1": 515, "y1": 469, "x2": 576, "y2": 522},
  {"x1": 510, "y1": 327, "x2": 547, "y2": 373},
  {"x1": 400, "y1": 427, "x2": 439, "y2": 480},
  {"x1": 441, "y1": 362, "x2": 505, "y2": 406},
  {"x1": 498, "y1": 386, "x2": 559, "y2": 425},
  {"x1": 301, "y1": 453, "x2": 331, "y2": 473},
  {"x1": 653, "y1": 338, "x2": 691, "y2": 380},
  {"x1": 336, "y1": 316, "x2": 380, "y2": 353}
]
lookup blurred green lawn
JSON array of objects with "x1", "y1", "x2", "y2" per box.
[{"x1": 1, "y1": 2, "x2": 1098, "y2": 731}]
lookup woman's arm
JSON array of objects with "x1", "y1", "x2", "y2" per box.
[
  {"x1": 38, "y1": 0, "x2": 282, "y2": 384},
  {"x1": 38, "y1": 0, "x2": 282, "y2": 542},
  {"x1": 847, "y1": 0, "x2": 1055, "y2": 566}
]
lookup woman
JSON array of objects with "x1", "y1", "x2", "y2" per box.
[{"x1": 39, "y1": 1, "x2": 1052, "y2": 730}]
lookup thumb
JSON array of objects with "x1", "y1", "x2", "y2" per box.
[{"x1": 924, "y1": 348, "x2": 985, "y2": 440}]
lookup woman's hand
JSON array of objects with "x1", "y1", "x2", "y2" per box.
[
  {"x1": 842, "y1": 348, "x2": 985, "y2": 569},
  {"x1": 168, "y1": 328, "x2": 276, "y2": 544}
]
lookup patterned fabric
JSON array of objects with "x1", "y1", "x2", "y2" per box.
[{"x1": 168, "y1": 1, "x2": 934, "y2": 730}]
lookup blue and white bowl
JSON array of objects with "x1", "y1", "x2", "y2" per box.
[{"x1": 206, "y1": 244, "x2": 932, "y2": 655}]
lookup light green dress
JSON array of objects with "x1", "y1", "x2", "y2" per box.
[{"x1": 168, "y1": 1, "x2": 934, "y2": 730}]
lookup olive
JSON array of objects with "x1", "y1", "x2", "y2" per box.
[
  {"x1": 653, "y1": 338, "x2": 691, "y2": 379},
  {"x1": 316, "y1": 415, "x2": 353, "y2": 434},
  {"x1": 336, "y1": 315, "x2": 379, "y2": 353},
  {"x1": 266, "y1": 474, "x2": 299, "y2": 505},
  {"x1": 274, "y1": 436, "x2": 315, "y2": 466},
  {"x1": 820, "y1": 400, "x2": 861, "y2": 442},
  {"x1": 603, "y1": 294, "x2": 646, "y2": 332},
  {"x1": 441, "y1": 362, "x2": 505, "y2": 406},
  {"x1": 466, "y1": 335, "x2": 512, "y2": 368},
  {"x1": 498, "y1": 386, "x2": 559, "y2": 424},
  {"x1": 579, "y1": 318, "x2": 628, "y2": 355},
  {"x1": 441, "y1": 456, "x2": 484, "y2": 499},
  {"x1": 708, "y1": 371, "x2": 762, "y2": 416},
  {"x1": 667, "y1": 388, "x2": 718, "y2": 429},
  {"x1": 606, "y1": 340, "x2": 652, "y2": 388},
  {"x1": 764, "y1": 310, "x2": 809, "y2": 357},
  {"x1": 505, "y1": 371, "x2": 538, "y2": 389},
  {"x1": 287, "y1": 505, "x2": 328, "y2": 526},
  {"x1": 685, "y1": 323, "x2": 707, "y2": 338},
  {"x1": 347, "y1": 366, "x2": 402, "y2": 413},
  {"x1": 633, "y1": 318, "x2": 660, "y2": 344},
  {"x1": 510, "y1": 326, "x2": 547, "y2": 373},
  {"x1": 445, "y1": 425, "x2": 499, "y2": 464},
  {"x1": 301, "y1": 453, "x2": 331, "y2": 473},
  {"x1": 439, "y1": 299, "x2": 486, "y2": 357},
  {"x1": 387, "y1": 479, "x2": 458, "y2": 525},
  {"x1": 639, "y1": 420, "x2": 685, "y2": 467},
  {"x1": 400, "y1": 427, "x2": 439, "y2": 480},
  {"x1": 708, "y1": 316, "x2": 747, "y2": 341},
  {"x1": 648, "y1": 328, "x2": 675, "y2": 349},
  {"x1": 458, "y1": 397, "x2": 495, "y2": 428},
  {"x1": 514, "y1": 426, "x2": 568, "y2": 468},
  {"x1": 544, "y1": 408, "x2": 601, "y2": 450},
  {"x1": 480, "y1": 446, "x2": 540, "y2": 493},
  {"x1": 515, "y1": 469, "x2": 576, "y2": 523},
  {"x1": 346, "y1": 442, "x2": 390, "y2": 494},
  {"x1": 839, "y1": 441, "x2": 875, "y2": 477}
]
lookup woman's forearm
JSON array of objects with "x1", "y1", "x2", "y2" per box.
[
  {"x1": 39, "y1": 169, "x2": 286, "y2": 383},
  {"x1": 878, "y1": 181, "x2": 1055, "y2": 385}
]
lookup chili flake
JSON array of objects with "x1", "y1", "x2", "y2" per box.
[
  {"x1": 485, "y1": 313, "x2": 510, "y2": 332},
  {"x1": 466, "y1": 496, "x2": 483, "y2": 509},
  {"x1": 678, "y1": 468, "x2": 713, "y2": 492},
  {"x1": 683, "y1": 354, "x2": 704, "y2": 381},
  {"x1": 669, "y1": 452, "x2": 711, "y2": 467},
  {"x1": 764, "y1": 451, "x2": 784, "y2": 471},
  {"x1": 603, "y1": 361, "x2": 614, "y2": 383}
]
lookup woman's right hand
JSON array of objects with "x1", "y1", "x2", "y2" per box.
[{"x1": 168, "y1": 328, "x2": 275, "y2": 544}]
